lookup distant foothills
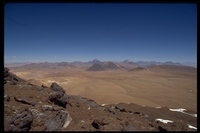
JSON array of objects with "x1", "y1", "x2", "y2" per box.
[{"x1": 4, "y1": 59, "x2": 197, "y2": 68}]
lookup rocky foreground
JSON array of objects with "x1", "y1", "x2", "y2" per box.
[{"x1": 4, "y1": 67, "x2": 197, "y2": 131}]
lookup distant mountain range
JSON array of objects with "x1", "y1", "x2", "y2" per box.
[
  {"x1": 5, "y1": 59, "x2": 197, "y2": 70},
  {"x1": 121, "y1": 60, "x2": 184, "y2": 67},
  {"x1": 147, "y1": 64, "x2": 197, "y2": 73},
  {"x1": 86, "y1": 61, "x2": 125, "y2": 71}
]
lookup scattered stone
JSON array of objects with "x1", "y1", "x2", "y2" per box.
[
  {"x1": 49, "y1": 92, "x2": 69, "y2": 108},
  {"x1": 14, "y1": 96, "x2": 36, "y2": 106},
  {"x1": 158, "y1": 126, "x2": 168, "y2": 132},
  {"x1": 44, "y1": 110, "x2": 68, "y2": 131},
  {"x1": 104, "y1": 107, "x2": 117, "y2": 114},
  {"x1": 91, "y1": 119, "x2": 109, "y2": 129},
  {"x1": 4, "y1": 110, "x2": 33, "y2": 131},
  {"x1": 115, "y1": 106, "x2": 126, "y2": 112},
  {"x1": 69, "y1": 95, "x2": 100, "y2": 108},
  {"x1": 4, "y1": 94, "x2": 10, "y2": 101}
]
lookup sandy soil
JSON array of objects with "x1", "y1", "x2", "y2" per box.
[{"x1": 9, "y1": 67, "x2": 197, "y2": 113}]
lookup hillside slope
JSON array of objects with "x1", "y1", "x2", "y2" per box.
[{"x1": 4, "y1": 67, "x2": 197, "y2": 131}]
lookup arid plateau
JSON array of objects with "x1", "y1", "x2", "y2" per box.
[{"x1": 8, "y1": 61, "x2": 197, "y2": 113}]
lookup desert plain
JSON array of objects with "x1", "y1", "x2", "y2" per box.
[{"x1": 9, "y1": 65, "x2": 197, "y2": 114}]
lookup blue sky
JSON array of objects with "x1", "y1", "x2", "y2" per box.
[{"x1": 4, "y1": 3, "x2": 197, "y2": 63}]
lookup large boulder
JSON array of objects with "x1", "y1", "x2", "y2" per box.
[
  {"x1": 44, "y1": 110, "x2": 70, "y2": 131},
  {"x1": 4, "y1": 67, "x2": 26, "y2": 84},
  {"x1": 49, "y1": 92, "x2": 69, "y2": 108},
  {"x1": 4, "y1": 67, "x2": 10, "y2": 84},
  {"x1": 50, "y1": 82, "x2": 65, "y2": 93},
  {"x1": 4, "y1": 67, "x2": 10, "y2": 78},
  {"x1": 91, "y1": 119, "x2": 109, "y2": 130},
  {"x1": 29, "y1": 107, "x2": 72, "y2": 131}
]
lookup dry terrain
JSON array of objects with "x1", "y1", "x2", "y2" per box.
[
  {"x1": 4, "y1": 65, "x2": 197, "y2": 131},
  {"x1": 9, "y1": 65, "x2": 197, "y2": 114}
]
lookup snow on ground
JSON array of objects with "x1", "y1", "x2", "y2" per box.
[
  {"x1": 155, "y1": 118, "x2": 173, "y2": 124},
  {"x1": 169, "y1": 108, "x2": 197, "y2": 117},
  {"x1": 169, "y1": 108, "x2": 186, "y2": 112},
  {"x1": 187, "y1": 124, "x2": 197, "y2": 130},
  {"x1": 101, "y1": 104, "x2": 107, "y2": 106}
]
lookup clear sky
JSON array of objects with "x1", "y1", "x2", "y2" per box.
[{"x1": 4, "y1": 3, "x2": 197, "y2": 63}]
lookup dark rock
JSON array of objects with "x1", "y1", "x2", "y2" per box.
[
  {"x1": 49, "y1": 92, "x2": 64, "y2": 99},
  {"x1": 115, "y1": 105, "x2": 126, "y2": 112},
  {"x1": 13, "y1": 77, "x2": 18, "y2": 82},
  {"x1": 14, "y1": 96, "x2": 36, "y2": 106},
  {"x1": 34, "y1": 86, "x2": 44, "y2": 91},
  {"x1": 4, "y1": 94, "x2": 10, "y2": 101},
  {"x1": 50, "y1": 82, "x2": 65, "y2": 93},
  {"x1": 158, "y1": 126, "x2": 168, "y2": 132},
  {"x1": 4, "y1": 67, "x2": 27, "y2": 84},
  {"x1": 41, "y1": 84, "x2": 48, "y2": 88},
  {"x1": 122, "y1": 125, "x2": 138, "y2": 131},
  {"x1": 4, "y1": 67, "x2": 10, "y2": 78},
  {"x1": 44, "y1": 110, "x2": 68, "y2": 131},
  {"x1": 5, "y1": 110, "x2": 33, "y2": 131},
  {"x1": 91, "y1": 119, "x2": 109, "y2": 129},
  {"x1": 49, "y1": 92, "x2": 69, "y2": 108},
  {"x1": 104, "y1": 107, "x2": 117, "y2": 114},
  {"x1": 69, "y1": 95, "x2": 100, "y2": 108},
  {"x1": 59, "y1": 95, "x2": 69, "y2": 105},
  {"x1": 134, "y1": 112, "x2": 140, "y2": 114}
]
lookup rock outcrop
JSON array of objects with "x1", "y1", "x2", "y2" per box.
[
  {"x1": 50, "y1": 82, "x2": 65, "y2": 93},
  {"x1": 4, "y1": 109, "x2": 33, "y2": 131},
  {"x1": 49, "y1": 92, "x2": 69, "y2": 108}
]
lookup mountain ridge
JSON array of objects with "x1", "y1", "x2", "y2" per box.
[{"x1": 5, "y1": 59, "x2": 196, "y2": 70}]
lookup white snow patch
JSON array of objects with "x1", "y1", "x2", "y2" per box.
[
  {"x1": 42, "y1": 105, "x2": 52, "y2": 108},
  {"x1": 101, "y1": 104, "x2": 106, "y2": 106},
  {"x1": 169, "y1": 108, "x2": 197, "y2": 117},
  {"x1": 88, "y1": 107, "x2": 90, "y2": 110},
  {"x1": 81, "y1": 120, "x2": 85, "y2": 123},
  {"x1": 63, "y1": 113, "x2": 72, "y2": 128},
  {"x1": 156, "y1": 118, "x2": 173, "y2": 124},
  {"x1": 187, "y1": 124, "x2": 197, "y2": 130},
  {"x1": 170, "y1": 108, "x2": 186, "y2": 112}
]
